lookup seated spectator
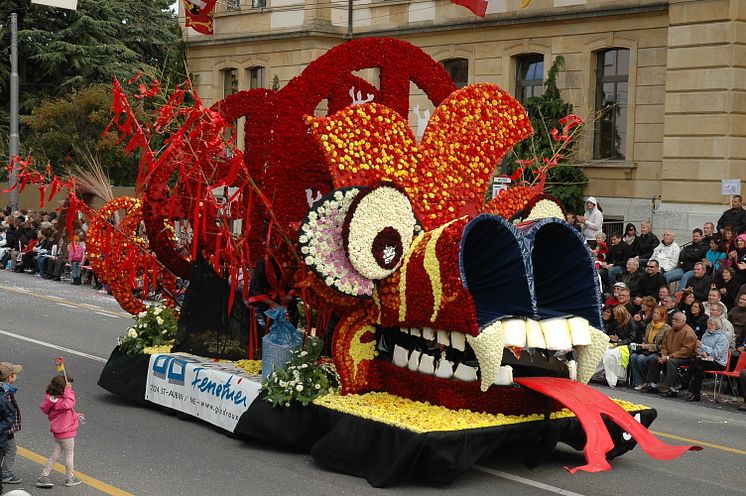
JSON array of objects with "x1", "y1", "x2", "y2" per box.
[
  {"x1": 618, "y1": 258, "x2": 644, "y2": 298},
  {"x1": 642, "y1": 311, "x2": 697, "y2": 397},
  {"x1": 682, "y1": 317, "x2": 729, "y2": 402},
  {"x1": 14, "y1": 232, "x2": 38, "y2": 273},
  {"x1": 592, "y1": 232, "x2": 608, "y2": 270},
  {"x1": 564, "y1": 212, "x2": 581, "y2": 231},
  {"x1": 678, "y1": 290, "x2": 695, "y2": 316},
  {"x1": 623, "y1": 223, "x2": 638, "y2": 247},
  {"x1": 721, "y1": 226, "x2": 735, "y2": 260},
  {"x1": 652, "y1": 230, "x2": 681, "y2": 280},
  {"x1": 631, "y1": 306, "x2": 671, "y2": 389},
  {"x1": 736, "y1": 334, "x2": 746, "y2": 411},
  {"x1": 714, "y1": 267, "x2": 739, "y2": 309},
  {"x1": 663, "y1": 295, "x2": 678, "y2": 325},
  {"x1": 716, "y1": 195, "x2": 746, "y2": 235},
  {"x1": 687, "y1": 300, "x2": 708, "y2": 338},
  {"x1": 703, "y1": 288, "x2": 728, "y2": 316},
  {"x1": 703, "y1": 236, "x2": 726, "y2": 276},
  {"x1": 632, "y1": 220, "x2": 659, "y2": 262},
  {"x1": 633, "y1": 295, "x2": 657, "y2": 339},
  {"x1": 601, "y1": 305, "x2": 614, "y2": 334},
  {"x1": 616, "y1": 287, "x2": 639, "y2": 316},
  {"x1": 604, "y1": 282, "x2": 624, "y2": 307},
  {"x1": 657, "y1": 285, "x2": 671, "y2": 307},
  {"x1": 672, "y1": 229, "x2": 709, "y2": 288},
  {"x1": 683, "y1": 262, "x2": 711, "y2": 302},
  {"x1": 729, "y1": 234, "x2": 746, "y2": 284},
  {"x1": 635, "y1": 259, "x2": 668, "y2": 302},
  {"x1": 709, "y1": 303, "x2": 735, "y2": 347},
  {"x1": 703, "y1": 222, "x2": 716, "y2": 244},
  {"x1": 600, "y1": 232, "x2": 633, "y2": 293},
  {"x1": 594, "y1": 305, "x2": 636, "y2": 387},
  {"x1": 727, "y1": 293, "x2": 746, "y2": 350}
]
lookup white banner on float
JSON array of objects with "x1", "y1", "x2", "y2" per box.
[{"x1": 145, "y1": 353, "x2": 261, "y2": 432}]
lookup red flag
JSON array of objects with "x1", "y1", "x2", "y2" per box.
[
  {"x1": 450, "y1": 0, "x2": 488, "y2": 17},
  {"x1": 183, "y1": 0, "x2": 219, "y2": 35}
]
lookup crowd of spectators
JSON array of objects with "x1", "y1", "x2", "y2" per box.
[{"x1": 584, "y1": 195, "x2": 746, "y2": 411}]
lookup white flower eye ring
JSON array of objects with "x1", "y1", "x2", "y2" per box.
[{"x1": 343, "y1": 184, "x2": 418, "y2": 280}]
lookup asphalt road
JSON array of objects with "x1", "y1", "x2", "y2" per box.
[{"x1": 0, "y1": 269, "x2": 745, "y2": 496}]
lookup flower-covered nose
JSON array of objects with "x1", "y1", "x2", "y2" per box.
[{"x1": 299, "y1": 184, "x2": 419, "y2": 297}]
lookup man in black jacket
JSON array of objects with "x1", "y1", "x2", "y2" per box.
[
  {"x1": 635, "y1": 259, "x2": 668, "y2": 304},
  {"x1": 619, "y1": 258, "x2": 645, "y2": 298},
  {"x1": 633, "y1": 220, "x2": 660, "y2": 261},
  {"x1": 668, "y1": 228, "x2": 709, "y2": 287},
  {"x1": 685, "y1": 262, "x2": 712, "y2": 302},
  {"x1": 717, "y1": 195, "x2": 746, "y2": 235},
  {"x1": 602, "y1": 232, "x2": 633, "y2": 292}
]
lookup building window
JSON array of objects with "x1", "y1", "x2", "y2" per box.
[
  {"x1": 227, "y1": 0, "x2": 241, "y2": 11},
  {"x1": 441, "y1": 58, "x2": 469, "y2": 89},
  {"x1": 222, "y1": 68, "x2": 238, "y2": 97},
  {"x1": 249, "y1": 66, "x2": 266, "y2": 89},
  {"x1": 515, "y1": 54, "x2": 544, "y2": 102},
  {"x1": 594, "y1": 48, "x2": 629, "y2": 160},
  {"x1": 252, "y1": 0, "x2": 266, "y2": 8}
]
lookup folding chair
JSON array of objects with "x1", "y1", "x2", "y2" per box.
[
  {"x1": 703, "y1": 350, "x2": 732, "y2": 402},
  {"x1": 712, "y1": 352, "x2": 746, "y2": 402}
]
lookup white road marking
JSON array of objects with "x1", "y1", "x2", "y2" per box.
[
  {"x1": 57, "y1": 302, "x2": 77, "y2": 308},
  {"x1": 0, "y1": 329, "x2": 108, "y2": 363},
  {"x1": 474, "y1": 465, "x2": 588, "y2": 496},
  {"x1": 96, "y1": 312, "x2": 117, "y2": 318}
]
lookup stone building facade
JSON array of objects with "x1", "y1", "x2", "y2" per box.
[{"x1": 181, "y1": 0, "x2": 746, "y2": 238}]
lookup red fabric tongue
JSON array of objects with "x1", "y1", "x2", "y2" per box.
[{"x1": 514, "y1": 377, "x2": 702, "y2": 474}]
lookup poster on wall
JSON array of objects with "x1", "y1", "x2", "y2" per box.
[
  {"x1": 183, "y1": 0, "x2": 218, "y2": 35},
  {"x1": 721, "y1": 179, "x2": 741, "y2": 196},
  {"x1": 145, "y1": 353, "x2": 261, "y2": 432}
]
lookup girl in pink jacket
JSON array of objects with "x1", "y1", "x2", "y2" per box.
[{"x1": 35, "y1": 376, "x2": 82, "y2": 489}]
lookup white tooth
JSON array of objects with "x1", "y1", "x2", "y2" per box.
[
  {"x1": 566, "y1": 360, "x2": 578, "y2": 381},
  {"x1": 466, "y1": 320, "x2": 505, "y2": 391},
  {"x1": 410, "y1": 327, "x2": 421, "y2": 337},
  {"x1": 502, "y1": 319, "x2": 527, "y2": 348},
  {"x1": 492, "y1": 365, "x2": 514, "y2": 386},
  {"x1": 568, "y1": 317, "x2": 591, "y2": 346},
  {"x1": 400, "y1": 327, "x2": 409, "y2": 335},
  {"x1": 408, "y1": 350, "x2": 422, "y2": 371},
  {"x1": 422, "y1": 327, "x2": 435, "y2": 341},
  {"x1": 453, "y1": 363, "x2": 478, "y2": 382},
  {"x1": 434, "y1": 359, "x2": 454, "y2": 379},
  {"x1": 393, "y1": 345, "x2": 409, "y2": 368},
  {"x1": 437, "y1": 330, "x2": 450, "y2": 346},
  {"x1": 526, "y1": 319, "x2": 547, "y2": 349},
  {"x1": 450, "y1": 331, "x2": 466, "y2": 351},
  {"x1": 540, "y1": 318, "x2": 572, "y2": 350},
  {"x1": 418, "y1": 354, "x2": 435, "y2": 375},
  {"x1": 575, "y1": 326, "x2": 610, "y2": 384}
]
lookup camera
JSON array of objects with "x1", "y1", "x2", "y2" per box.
[{"x1": 629, "y1": 343, "x2": 637, "y2": 351}]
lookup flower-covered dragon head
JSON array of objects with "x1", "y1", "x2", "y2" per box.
[{"x1": 301, "y1": 83, "x2": 607, "y2": 414}]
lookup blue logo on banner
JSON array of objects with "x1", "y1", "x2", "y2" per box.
[{"x1": 153, "y1": 355, "x2": 197, "y2": 386}]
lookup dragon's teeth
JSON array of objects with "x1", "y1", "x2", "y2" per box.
[
  {"x1": 566, "y1": 359, "x2": 578, "y2": 381},
  {"x1": 540, "y1": 318, "x2": 572, "y2": 350},
  {"x1": 422, "y1": 327, "x2": 435, "y2": 341},
  {"x1": 467, "y1": 321, "x2": 505, "y2": 391},
  {"x1": 526, "y1": 318, "x2": 547, "y2": 349},
  {"x1": 410, "y1": 327, "x2": 421, "y2": 337},
  {"x1": 393, "y1": 345, "x2": 409, "y2": 368},
  {"x1": 418, "y1": 354, "x2": 435, "y2": 375},
  {"x1": 492, "y1": 365, "x2": 514, "y2": 386},
  {"x1": 450, "y1": 331, "x2": 466, "y2": 351},
  {"x1": 408, "y1": 350, "x2": 422, "y2": 371},
  {"x1": 502, "y1": 319, "x2": 527, "y2": 348},
  {"x1": 400, "y1": 327, "x2": 409, "y2": 335},
  {"x1": 437, "y1": 330, "x2": 450, "y2": 346},
  {"x1": 568, "y1": 317, "x2": 591, "y2": 346},
  {"x1": 434, "y1": 358, "x2": 454, "y2": 379},
  {"x1": 453, "y1": 363, "x2": 478, "y2": 382}
]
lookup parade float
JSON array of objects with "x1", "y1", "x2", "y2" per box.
[{"x1": 10, "y1": 37, "x2": 698, "y2": 487}]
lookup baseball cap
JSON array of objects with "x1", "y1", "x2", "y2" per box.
[
  {"x1": 613, "y1": 282, "x2": 627, "y2": 288},
  {"x1": 0, "y1": 362, "x2": 23, "y2": 378}
]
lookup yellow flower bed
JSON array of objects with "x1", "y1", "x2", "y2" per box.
[
  {"x1": 142, "y1": 344, "x2": 174, "y2": 355},
  {"x1": 313, "y1": 392, "x2": 648, "y2": 434}
]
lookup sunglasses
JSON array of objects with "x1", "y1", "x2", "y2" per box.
[{"x1": 646, "y1": 265, "x2": 656, "y2": 268}]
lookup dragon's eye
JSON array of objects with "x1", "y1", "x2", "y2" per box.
[{"x1": 343, "y1": 185, "x2": 419, "y2": 280}]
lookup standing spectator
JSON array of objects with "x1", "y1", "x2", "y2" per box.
[
  {"x1": 601, "y1": 232, "x2": 633, "y2": 292},
  {"x1": 0, "y1": 363, "x2": 22, "y2": 485},
  {"x1": 635, "y1": 259, "x2": 668, "y2": 302},
  {"x1": 632, "y1": 220, "x2": 660, "y2": 262},
  {"x1": 713, "y1": 267, "x2": 738, "y2": 309},
  {"x1": 578, "y1": 197, "x2": 603, "y2": 248},
  {"x1": 683, "y1": 262, "x2": 712, "y2": 302},
  {"x1": 653, "y1": 230, "x2": 681, "y2": 279},
  {"x1": 669, "y1": 229, "x2": 708, "y2": 287},
  {"x1": 642, "y1": 311, "x2": 697, "y2": 397},
  {"x1": 682, "y1": 317, "x2": 729, "y2": 402},
  {"x1": 630, "y1": 306, "x2": 671, "y2": 389},
  {"x1": 687, "y1": 300, "x2": 708, "y2": 338},
  {"x1": 67, "y1": 235, "x2": 85, "y2": 286},
  {"x1": 716, "y1": 195, "x2": 746, "y2": 235},
  {"x1": 623, "y1": 223, "x2": 638, "y2": 247},
  {"x1": 0, "y1": 385, "x2": 16, "y2": 495},
  {"x1": 618, "y1": 258, "x2": 645, "y2": 298}
]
